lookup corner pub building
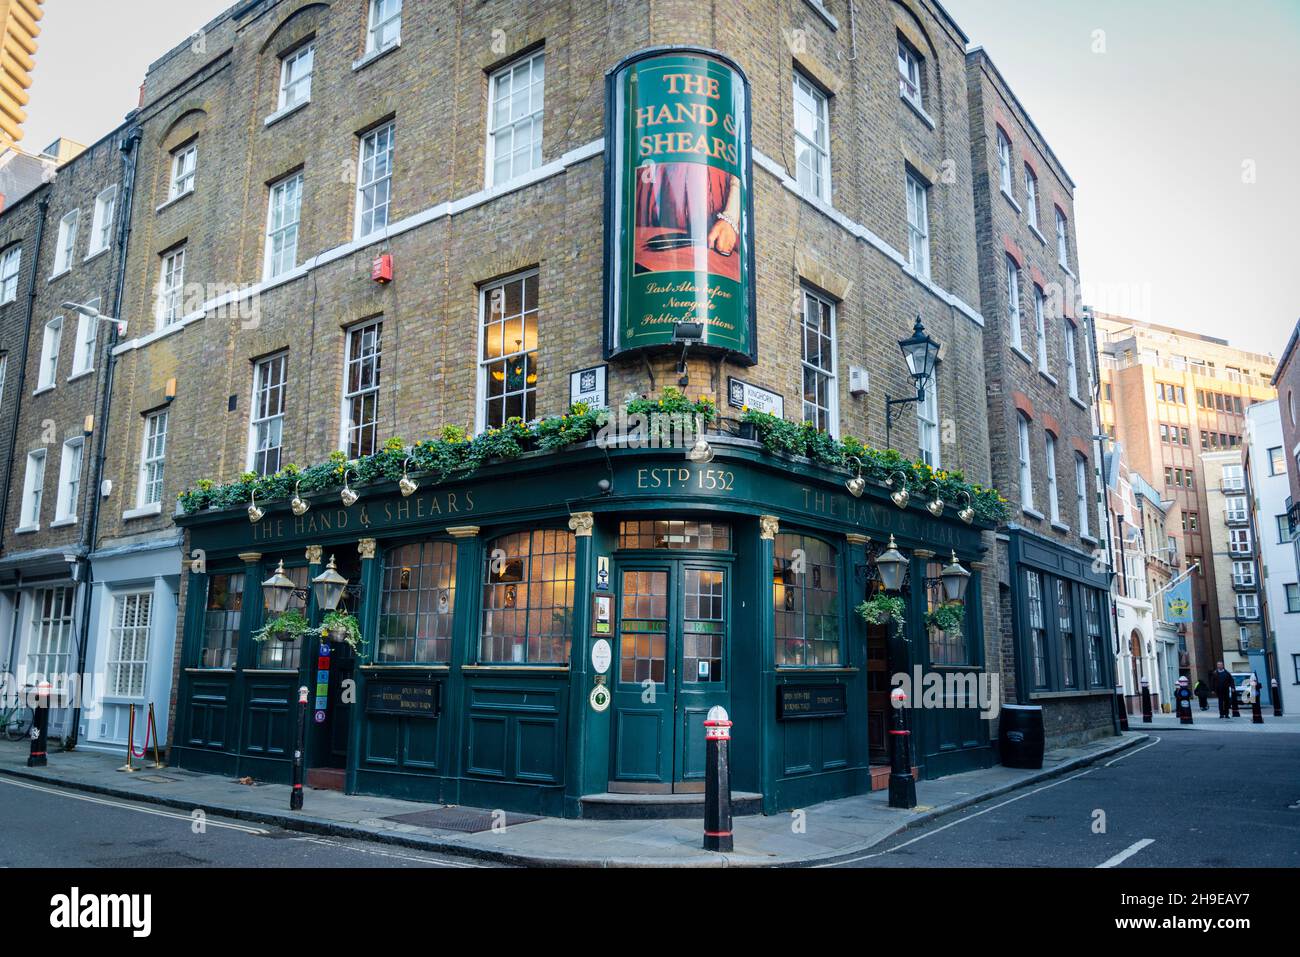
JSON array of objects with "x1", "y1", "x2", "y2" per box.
[{"x1": 127, "y1": 0, "x2": 1115, "y2": 819}]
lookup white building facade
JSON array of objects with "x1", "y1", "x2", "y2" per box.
[{"x1": 1246, "y1": 400, "x2": 1294, "y2": 710}]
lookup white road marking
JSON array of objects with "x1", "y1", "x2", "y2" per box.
[
  {"x1": 296, "y1": 836, "x2": 483, "y2": 867},
  {"x1": 1097, "y1": 838, "x2": 1155, "y2": 868},
  {"x1": 820, "y1": 768, "x2": 1097, "y2": 866},
  {"x1": 0, "y1": 776, "x2": 269, "y2": 835},
  {"x1": 1105, "y1": 737, "x2": 1161, "y2": 766}
]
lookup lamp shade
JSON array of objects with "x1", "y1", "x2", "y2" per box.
[
  {"x1": 940, "y1": 551, "x2": 971, "y2": 603},
  {"x1": 311, "y1": 555, "x2": 349, "y2": 611},
  {"x1": 874, "y1": 535, "x2": 908, "y2": 593},
  {"x1": 261, "y1": 560, "x2": 297, "y2": 614},
  {"x1": 899, "y1": 315, "x2": 940, "y2": 391}
]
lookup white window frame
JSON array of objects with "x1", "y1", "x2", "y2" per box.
[
  {"x1": 477, "y1": 271, "x2": 539, "y2": 432},
  {"x1": 51, "y1": 210, "x2": 78, "y2": 276},
  {"x1": 1045, "y1": 432, "x2": 1060, "y2": 523},
  {"x1": 341, "y1": 319, "x2": 383, "y2": 458},
  {"x1": 88, "y1": 185, "x2": 117, "y2": 257},
  {"x1": 1056, "y1": 207, "x2": 1070, "y2": 268},
  {"x1": 37, "y1": 315, "x2": 62, "y2": 390},
  {"x1": 1236, "y1": 593, "x2": 1259, "y2": 620},
  {"x1": 155, "y1": 248, "x2": 186, "y2": 328},
  {"x1": 137, "y1": 410, "x2": 168, "y2": 508},
  {"x1": 248, "y1": 352, "x2": 288, "y2": 476},
  {"x1": 54, "y1": 436, "x2": 84, "y2": 523},
  {"x1": 169, "y1": 144, "x2": 197, "y2": 201},
  {"x1": 71, "y1": 297, "x2": 100, "y2": 379},
  {"x1": 355, "y1": 122, "x2": 395, "y2": 240},
  {"x1": 1225, "y1": 496, "x2": 1248, "y2": 523},
  {"x1": 1018, "y1": 414, "x2": 1034, "y2": 510},
  {"x1": 486, "y1": 49, "x2": 545, "y2": 188},
  {"x1": 1075, "y1": 454, "x2": 1090, "y2": 537},
  {"x1": 1222, "y1": 464, "x2": 1245, "y2": 490},
  {"x1": 897, "y1": 38, "x2": 922, "y2": 108},
  {"x1": 0, "y1": 245, "x2": 21, "y2": 303},
  {"x1": 799, "y1": 286, "x2": 838, "y2": 437},
  {"x1": 264, "y1": 172, "x2": 303, "y2": 280},
  {"x1": 107, "y1": 591, "x2": 153, "y2": 699},
  {"x1": 366, "y1": 0, "x2": 402, "y2": 55},
  {"x1": 918, "y1": 370, "x2": 940, "y2": 467},
  {"x1": 1229, "y1": 527, "x2": 1252, "y2": 555},
  {"x1": 278, "y1": 42, "x2": 315, "y2": 110},
  {"x1": 26, "y1": 587, "x2": 75, "y2": 691},
  {"x1": 1033, "y1": 285, "x2": 1049, "y2": 371},
  {"x1": 793, "y1": 71, "x2": 831, "y2": 202},
  {"x1": 905, "y1": 170, "x2": 930, "y2": 279},
  {"x1": 0, "y1": 353, "x2": 7, "y2": 402},
  {"x1": 1231, "y1": 560, "x2": 1255, "y2": 588},
  {"x1": 1006, "y1": 256, "x2": 1023, "y2": 350},
  {"x1": 1064, "y1": 319, "x2": 1079, "y2": 398},
  {"x1": 997, "y1": 127, "x2": 1013, "y2": 194},
  {"x1": 1024, "y1": 164, "x2": 1039, "y2": 230},
  {"x1": 20, "y1": 448, "x2": 46, "y2": 529}
]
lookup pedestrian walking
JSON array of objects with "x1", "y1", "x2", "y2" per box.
[
  {"x1": 1194, "y1": 679, "x2": 1209, "y2": 711},
  {"x1": 1212, "y1": 662, "x2": 1234, "y2": 718}
]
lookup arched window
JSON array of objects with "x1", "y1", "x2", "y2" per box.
[
  {"x1": 481, "y1": 529, "x2": 575, "y2": 664},
  {"x1": 773, "y1": 533, "x2": 840, "y2": 667},
  {"x1": 378, "y1": 541, "x2": 457, "y2": 663}
]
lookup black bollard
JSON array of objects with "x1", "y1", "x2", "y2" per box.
[
  {"x1": 1175, "y1": 681, "x2": 1193, "y2": 724},
  {"x1": 290, "y1": 686, "x2": 308, "y2": 811},
  {"x1": 703, "y1": 705, "x2": 733, "y2": 852},
  {"x1": 1116, "y1": 686, "x2": 1130, "y2": 732},
  {"x1": 1140, "y1": 678, "x2": 1153, "y2": 724},
  {"x1": 1231, "y1": 686, "x2": 1241, "y2": 718},
  {"x1": 27, "y1": 681, "x2": 51, "y2": 767},
  {"x1": 1272, "y1": 678, "x2": 1283, "y2": 717},
  {"x1": 888, "y1": 687, "x2": 917, "y2": 809},
  {"x1": 1251, "y1": 677, "x2": 1263, "y2": 725}
]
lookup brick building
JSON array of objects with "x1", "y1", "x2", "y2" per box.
[
  {"x1": 1096, "y1": 315, "x2": 1276, "y2": 679},
  {"x1": 0, "y1": 0, "x2": 1117, "y2": 817},
  {"x1": 966, "y1": 48, "x2": 1115, "y2": 748}
]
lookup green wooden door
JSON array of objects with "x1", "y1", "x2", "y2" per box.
[{"x1": 610, "y1": 561, "x2": 730, "y2": 790}]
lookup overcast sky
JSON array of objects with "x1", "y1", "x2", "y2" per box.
[{"x1": 21, "y1": 0, "x2": 1299, "y2": 359}]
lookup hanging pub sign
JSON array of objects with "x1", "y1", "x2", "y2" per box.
[{"x1": 604, "y1": 48, "x2": 757, "y2": 363}]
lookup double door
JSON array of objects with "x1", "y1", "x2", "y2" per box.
[{"x1": 610, "y1": 559, "x2": 729, "y2": 791}]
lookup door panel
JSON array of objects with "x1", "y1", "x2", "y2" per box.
[
  {"x1": 612, "y1": 567, "x2": 673, "y2": 784},
  {"x1": 675, "y1": 565, "x2": 728, "y2": 785}
]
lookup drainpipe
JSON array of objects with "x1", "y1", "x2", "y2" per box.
[{"x1": 65, "y1": 124, "x2": 141, "y2": 751}]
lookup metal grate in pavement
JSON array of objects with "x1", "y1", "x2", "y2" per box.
[{"x1": 381, "y1": 806, "x2": 540, "y2": 833}]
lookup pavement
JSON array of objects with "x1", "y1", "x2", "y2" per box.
[
  {"x1": 1137, "y1": 710, "x2": 1300, "y2": 733},
  {"x1": 0, "y1": 732, "x2": 1150, "y2": 867}
]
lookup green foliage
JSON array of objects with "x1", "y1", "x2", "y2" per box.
[
  {"x1": 625, "y1": 386, "x2": 716, "y2": 422},
  {"x1": 857, "y1": 594, "x2": 907, "y2": 630},
  {"x1": 251, "y1": 609, "x2": 310, "y2": 644},
  {"x1": 317, "y1": 611, "x2": 366, "y2": 653},
  {"x1": 924, "y1": 601, "x2": 966, "y2": 633}
]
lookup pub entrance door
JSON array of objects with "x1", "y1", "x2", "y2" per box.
[{"x1": 609, "y1": 559, "x2": 729, "y2": 792}]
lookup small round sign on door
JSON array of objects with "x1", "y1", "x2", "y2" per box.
[
  {"x1": 589, "y1": 684, "x2": 611, "y2": 713},
  {"x1": 591, "y1": 638, "x2": 612, "y2": 675}
]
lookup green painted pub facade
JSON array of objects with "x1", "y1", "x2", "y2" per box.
[{"x1": 171, "y1": 440, "x2": 994, "y2": 817}]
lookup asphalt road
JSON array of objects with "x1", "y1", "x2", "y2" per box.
[
  {"x1": 828, "y1": 732, "x2": 1300, "y2": 868},
  {"x1": 0, "y1": 775, "x2": 492, "y2": 868}
]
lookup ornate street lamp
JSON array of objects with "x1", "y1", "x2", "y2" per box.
[
  {"x1": 939, "y1": 551, "x2": 971, "y2": 604},
  {"x1": 311, "y1": 555, "x2": 349, "y2": 612},
  {"x1": 874, "y1": 535, "x2": 908, "y2": 593},
  {"x1": 885, "y1": 315, "x2": 941, "y2": 452},
  {"x1": 261, "y1": 560, "x2": 297, "y2": 614}
]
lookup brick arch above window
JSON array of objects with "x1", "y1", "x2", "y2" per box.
[
  {"x1": 1041, "y1": 412, "x2": 1062, "y2": 438},
  {"x1": 1070, "y1": 437, "x2": 1091, "y2": 459},
  {"x1": 1003, "y1": 236, "x2": 1024, "y2": 268},
  {"x1": 1012, "y1": 391, "x2": 1035, "y2": 420},
  {"x1": 157, "y1": 106, "x2": 209, "y2": 155},
  {"x1": 257, "y1": 1, "x2": 329, "y2": 56}
]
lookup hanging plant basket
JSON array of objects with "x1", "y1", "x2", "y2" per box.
[
  {"x1": 856, "y1": 594, "x2": 906, "y2": 630},
  {"x1": 924, "y1": 601, "x2": 965, "y2": 633},
  {"x1": 251, "y1": 609, "x2": 309, "y2": 644},
  {"x1": 315, "y1": 611, "x2": 366, "y2": 654}
]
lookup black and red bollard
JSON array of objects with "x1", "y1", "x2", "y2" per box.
[
  {"x1": 888, "y1": 687, "x2": 917, "y2": 809},
  {"x1": 1251, "y1": 676, "x2": 1264, "y2": 725},
  {"x1": 1116, "y1": 685, "x2": 1130, "y2": 732},
  {"x1": 703, "y1": 705, "x2": 733, "y2": 852},
  {"x1": 290, "y1": 686, "x2": 308, "y2": 811},
  {"x1": 1272, "y1": 678, "x2": 1283, "y2": 717},
  {"x1": 27, "y1": 681, "x2": 51, "y2": 767},
  {"x1": 1175, "y1": 679, "x2": 1193, "y2": 724},
  {"x1": 1139, "y1": 678, "x2": 1153, "y2": 724}
]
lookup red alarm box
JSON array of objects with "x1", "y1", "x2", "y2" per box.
[{"x1": 371, "y1": 253, "x2": 393, "y2": 283}]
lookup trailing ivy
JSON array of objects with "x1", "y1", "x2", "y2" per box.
[
  {"x1": 857, "y1": 594, "x2": 907, "y2": 630},
  {"x1": 924, "y1": 601, "x2": 966, "y2": 633}
]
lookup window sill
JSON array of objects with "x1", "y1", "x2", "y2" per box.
[
  {"x1": 899, "y1": 92, "x2": 936, "y2": 130},
  {"x1": 1080, "y1": 534, "x2": 1100, "y2": 548},
  {"x1": 50, "y1": 517, "x2": 77, "y2": 528},
  {"x1": 1029, "y1": 689, "x2": 1113, "y2": 701},
  {"x1": 802, "y1": 0, "x2": 839, "y2": 29},
  {"x1": 460, "y1": 664, "x2": 570, "y2": 673},
  {"x1": 47, "y1": 268, "x2": 71, "y2": 283},
  {"x1": 0, "y1": 296, "x2": 17, "y2": 307},
  {"x1": 1010, "y1": 344, "x2": 1034, "y2": 366},
  {"x1": 83, "y1": 247, "x2": 110, "y2": 264},
  {"x1": 14, "y1": 525, "x2": 38, "y2": 535},
  {"x1": 1050, "y1": 521, "x2": 1071, "y2": 534},
  {"x1": 156, "y1": 189, "x2": 194, "y2": 214},
  {"x1": 1069, "y1": 394, "x2": 1088, "y2": 411},
  {"x1": 1029, "y1": 223, "x2": 1047, "y2": 245},
  {"x1": 1039, "y1": 368, "x2": 1058, "y2": 387},
  {"x1": 1021, "y1": 507, "x2": 1045, "y2": 522},
  {"x1": 1001, "y1": 187, "x2": 1021, "y2": 212},
  {"x1": 1061, "y1": 262, "x2": 1076, "y2": 280},
  {"x1": 123, "y1": 503, "x2": 162, "y2": 520},
  {"x1": 32, "y1": 384, "x2": 55, "y2": 396},
  {"x1": 352, "y1": 39, "x2": 400, "y2": 72},
  {"x1": 67, "y1": 369, "x2": 93, "y2": 383},
  {"x1": 264, "y1": 99, "x2": 309, "y2": 128}
]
